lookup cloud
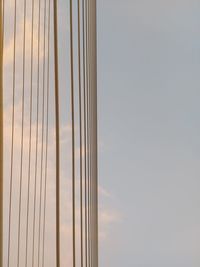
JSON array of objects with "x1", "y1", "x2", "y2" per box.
[
  {"x1": 4, "y1": 0, "x2": 49, "y2": 69},
  {"x1": 3, "y1": 1, "x2": 121, "y2": 265},
  {"x1": 99, "y1": 186, "x2": 112, "y2": 198},
  {"x1": 3, "y1": 79, "x2": 119, "y2": 266},
  {"x1": 4, "y1": 19, "x2": 45, "y2": 67}
]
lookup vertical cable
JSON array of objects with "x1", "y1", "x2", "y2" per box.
[
  {"x1": 82, "y1": 0, "x2": 89, "y2": 266},
  {"x1": 85, "y1": 0, "x2": 91, "y2": 265},
  {"x1": 94, "y1": 0, "x2": 98, "y2": 262},
  {"x1": 85, "y1": 0, "x2": 90, "y2": 264},
  {"x1": 38, "y1": 0, "x2": 47, "y2": 264},
  {"x1": 89, "y1": 1, "x2": 94, "y2": 262},
  {"x1": 7, "y1": 0, "x2": 17, "y2": 264},
  {"x1": 88, "y1": 0, "x2": 92, "y2": 263},
  {"x1": 25, "y1": 0, "x2": 35, "y2": 265},
  {"x1": 2, "y1": 0, "x2": 4, "y2": 46},
  {"x1": 88, "y1": 1, "x2": 94, "y2": 265},
  {"x1": 3, "y1": 0, "x2": 98, "y2": 265},
  {"x1": 32, "y1": 0, "x2": 42, "y2": 264},
  {"x1": 41, "y1": 0, "x2": 51, "y2": 265},
  {"x1": 53, "y1": 0, "x2": 60, "y2": 265},
  {"x1": 16, "y1": 0, "x2": 27, "y2": 264},
  {"x1": 89, "y1": 0, "x2": 94, "y2": 263},
  {"x1": 69, "y1": 0, "x2": 76, "y2": 266},
  {"x1": 90, "y1": 1, "x2": 98, "y2": 265},
  {"x1": 2, "y1": 0, "x2": 4, "y2": 61},
  {"x1": 0, "y1": 0, "x2": 3, "y2": 265},
  {"x1": 87, "y1": 1, "x2": 92, "y2": 263},
  {"x1": 77, "y1": 0, "x2": 83, "y2": 266}
]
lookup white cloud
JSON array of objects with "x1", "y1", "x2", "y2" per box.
[{"x1": 3, "y1": 79, "x2": 119, "y2": 266}]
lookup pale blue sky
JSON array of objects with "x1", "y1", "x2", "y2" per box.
[{"x1": 98, "y1": 0, "x2": 200, "y2": 266}]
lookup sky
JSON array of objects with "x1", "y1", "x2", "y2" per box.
[
  {"x1": 98, "y1": 0, "x2": 200, "y2": 266},
  {"x1": 3, "y1": 0, "x2": 200, "y2": 266}
]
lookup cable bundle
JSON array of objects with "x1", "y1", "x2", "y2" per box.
[{"x1": 2, "y1": 0, "x2": 98, "y2": 266}]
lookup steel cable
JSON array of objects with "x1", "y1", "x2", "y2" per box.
[
  {"x1": 32, "y1": 0, "x2": 42, "y2": 264},
  {"x1": 82, "y1": 0, "x2": 89, "y2": 266},
  {"x1": 38, "y1": 0, "x2": 47, "y2": 264},
  {"x1": 41, "y1": 0, "x2": 51, "y2": 265},
  {"x1": 69, "y1": 0, "x2": 76, "y2": 266},
  {"x1": 16, "y1": 0, "x2": 27, "y2": 264},
  {"x1": 7, "y1": 0, "x2": 17, "y2": 264},
  {"x1": 53, "y1": 0, "x2": 61, "y2": 265},
  {"x1": 24, "y1": 0, "x2": 35, "y2": 265},
  {"x1": 77, "y1": 0, "x2": 84, "y2": 266}
]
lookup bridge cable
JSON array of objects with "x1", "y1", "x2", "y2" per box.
[
  {"x1": 38, "y1": 0, "x2": 47, "y2": 264},
  {"x1": 41, "y1": 0, "x2": 51, "y2": 265},
  {"x1": 7, "y1": 0, "x2": 17, "y2": 264},
  {"x1": 32, "y1": 0, "x2": 42, "y2": 264},
  {"x1": 16, "y1": 0, "x2": 27, "y2": 264},
  {"x1": 77, "y1": 0, "x2": 84, "y2": 266},
  {"x1": 24, "y1": 0, "x2": 35, "y2": 264},
  {"x1": 53, "y1": 0, "x2": 61, "y2": 264},
  {"x1": 82, "y1": 0, "x2": 89, "y2": 266},
  {"x1": 69, "y1": 0, "x2": 76, "y2": 266}
]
